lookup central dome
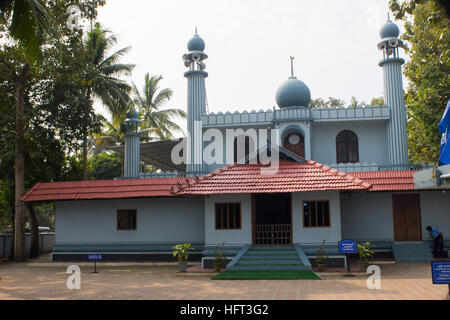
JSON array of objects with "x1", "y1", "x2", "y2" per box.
[{"x1": 276, "y1": 76, "x2": 311, "y2": 108}]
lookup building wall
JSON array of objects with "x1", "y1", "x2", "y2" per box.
[
  {"x1": 204, "y1": 194, "x2": 252, "y2": 246},
  {"x1": 292, "y1": 191, "x2": 342, "y2": 245},
  {"x1": 419, "y1": 191, "x2": 450, "y2": 239},
  {"x1": 55, "y1": 198, "x2": 204, "y2": 245},
  {"x1": 341, "y1": 191, "x2": 450, "y2": 243},
  {"x1": 341, "y1": 192, "x2": 394, "y2": 241},
  {"x1": 311, "y1": 120, "x2": 388, "y2": 166},
  {"x1": 203, "y1": 125, "x2": 267, "y2": 173}
]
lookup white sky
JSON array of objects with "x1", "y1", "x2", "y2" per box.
[{"x1": 95, "y1": 0, "x2": 407, "y2": 135}]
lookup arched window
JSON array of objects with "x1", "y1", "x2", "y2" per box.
[
  {"x1": 336, "y1": 130, "x2": 359, "y2": 163},
  {"x1": 283, "y1": 132, "x2": 305, "y2": 158}
]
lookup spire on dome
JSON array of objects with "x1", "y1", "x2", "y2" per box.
[{"x1": 275, "y1": 56, "x2": 311, "y2": 109}]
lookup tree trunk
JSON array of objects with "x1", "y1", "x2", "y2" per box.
[
  {"x1": 14, "y1": 64, "x2": 29, "y2": 262},
  {"x1": 82, "y1": 89, "x2": 92, "y2": 181},
  {"x1": 83, "y1": 131, "x2": 88, "y2": 180},
  {"x1": 26, "y1": 203, "x2": 40, "y2": 259},
  {"x1": 9, "y1": 201, "x2": 15, "y2": 261}
]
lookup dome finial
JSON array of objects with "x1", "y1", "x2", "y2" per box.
[
  {"x1": 290, "y1": 56, "x2": 295, "y2": 77},
  {"x1": 276, "y1": 57, "x2": 311, "y2": 109},
  {"x1": 387, "y1": 12, "x2": 390, "y2": 21},
  {"x1": 195, "y1": 26, "x2": 198, "y2": 35}
]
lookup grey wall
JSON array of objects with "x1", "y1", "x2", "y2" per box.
[
  {"x1": 204, "y1": 194, "x2": 252, "y2": 246},
  {"x1": 341, "y1": 191, "x2": 450, "y2": 242},
  {"x1": 341, "y1": 192, "x2": 394, "y2": 241},
  {"x1": 292, "y1": 191, "x2": 342, "y2": 245},
  {"x1": 311, "y1": 120, "x2": 388, "y2": 165},
  {"x1": 55, "y1": 198, "x2": 204, "y2": 244},
  {"x1": 420, "y1": 191, "x2": 450, "y2": 239},
  {"x1": 0, "y1": 233, "x2": 54, "y2": 258}
]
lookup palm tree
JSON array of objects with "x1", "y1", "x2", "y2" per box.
[
  {"x1": 133, "y1": 73, "x2": 186, "y2": 141},
  {"x1": 90, "y1": 100, "x2": 129, "y2": 156},
  {"x1": 79, "y1": 23, "x2": 135, "y2": 180},
  {"x1": 0, "y1": 0, "x2": 51, "y2": 64}
]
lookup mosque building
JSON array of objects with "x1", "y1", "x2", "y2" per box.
[{"x1": 22, "y1": 17, "x2": 449, "y2": 268}]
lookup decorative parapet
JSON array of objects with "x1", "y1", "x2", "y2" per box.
[
  {"x1": 311, "y1": 105, "x2": 390, "y2": 122},
  {"x1": 327, "y1": 162, "x2": 380, "y2": 172},
  {"x1": 201, "y1": 105, "x2": 390, "y2": 127},
  {"x1": 138, "y1": 170, "x2": 209, "y2": 179}
]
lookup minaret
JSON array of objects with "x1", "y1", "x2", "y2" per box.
[
  {"x1": 377, "y1": 14, "x2": 409, "y2": 167},
  {"x1": 123, "y1": 109, "x2": 142, "y2": 178},
  {"x1": 182, "y1": 29, "x2": 208, "y2": 173}
]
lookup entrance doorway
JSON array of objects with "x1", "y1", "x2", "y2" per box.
[
  {"x1": 252, "y1": 193, "x2": 292, "y2": 246},
  {"x1": 392, "y1": 194, "x2": 422, "y2": 241}
]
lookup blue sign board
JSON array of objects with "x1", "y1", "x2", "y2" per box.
[
  {"x1": 431, "y1": 261, "x2": 450, "y2": 284},
  {"x1": 88, "y1": 254, "x2": 103, "y2": 261},
  {"x1": 338, "y1": 240, "x2": 357, "y2": 254}
]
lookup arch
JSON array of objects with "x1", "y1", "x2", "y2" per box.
[
  {"x1": 282, "y1": 127, "x2": 305, "y2": 158},
  {"x1": 336, "y1": 130, "x2": 359, "y2": 163}
]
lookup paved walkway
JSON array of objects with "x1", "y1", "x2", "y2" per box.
[{"x1": 0, "y1": 262, "x2": 447, "y2": 300}]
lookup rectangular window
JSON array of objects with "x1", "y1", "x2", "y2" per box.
[
  {"x1": 303, "y1": 201, "x2": 330, "y2": 228},
  {"x1": 117, "y1": 209, "x2": 137, "y2": 230},
  {"x1": 215, "y1": 203, "x2": 241, "y2": 230}
]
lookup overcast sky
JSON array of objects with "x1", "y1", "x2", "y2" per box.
[{"x1": 95, "y1": 0, "x2": 406, "y2": 134}]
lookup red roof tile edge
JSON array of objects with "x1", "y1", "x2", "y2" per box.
[
  {"x1": 21, "y1": 164, "x2": 418, "y2": 202},
  {"x1": 174, "y1": 161, "x2": 372, "y2": 195}
]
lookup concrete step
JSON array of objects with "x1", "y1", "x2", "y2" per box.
[
  {"x1": 245, "y1": 250, "x2": 297, "y2": 256},
  {"x1": 250, "y1": 247, "x2": 294, "y2": 250},
  {"x1": 237, "y1": 260, "x2": 303, "y2": 266},
  {"x1": 231, "y1": 265, "x2": 311, "y2": 271},
  {"x1": 392, "y1": 242, "x2": 433, "y2": 263},
  {"x1": 241, "y1": 255, "x2": 299, "y2": 260}
]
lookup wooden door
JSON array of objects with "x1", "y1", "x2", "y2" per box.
[{"x1": 392, "y1": 194, "x2": 422, "y2": 241}]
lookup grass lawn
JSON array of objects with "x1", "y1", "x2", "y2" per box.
[{"x1": 212, "y1": 270, "x2": 321, "y2": 280}]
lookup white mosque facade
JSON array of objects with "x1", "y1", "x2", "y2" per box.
[{"x1": 22, "y1": 18, "x2": 450, "y2": 268}]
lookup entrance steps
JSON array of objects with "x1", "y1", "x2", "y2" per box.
[
  {"x1": 227, "y1": 246, "x2": 312, "y2": 271},
  {"x1": 392, "y1": 242, "x2": 433, "y2": 263}
]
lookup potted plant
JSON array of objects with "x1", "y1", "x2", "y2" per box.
[
  {"x1": 357, "y1": 241, "x2": 375, "y2": 271},
  {"x1": 214, "y1": 242, "x2": 226, "y2": 272},
  {"x1": 172, "y1": 243, "x2": 194, "y2": 273},
  {"x1": 316, "y1": 240, "x2": 328, "y2": 272}
]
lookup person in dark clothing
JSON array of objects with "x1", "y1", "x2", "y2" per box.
[{"x1": 426, "y1": 226, "x2": 445, "y2": 258}]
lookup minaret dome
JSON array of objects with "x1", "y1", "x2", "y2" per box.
[{"x1": 379, "y1": 19, "x2": 400, "y2": 39}]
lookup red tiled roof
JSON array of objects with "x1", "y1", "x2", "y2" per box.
[
  {"x1": 349, "y1": 170, "x2": 416, "y2": 191},
  {"x1": 21, "y1": 178, "x2": 185, "y2": 202},
  {"x1": 21, "y1": 164, "x2": 418, "y2": 203},
  {"x1": 175, "y1": 161, "x2": 371, "y2": 195}
]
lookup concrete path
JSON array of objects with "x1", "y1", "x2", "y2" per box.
[{"x1": 0, "y1": 262, "x2": 447, "y2": 300}]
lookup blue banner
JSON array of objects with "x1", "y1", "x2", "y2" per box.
[
  {"x1": 431, "y1": 261, "x2": 450, "y2": 284},
  {"x1": 338, "y1": 240, "x2": 357, "y2": 254},
  {"x1": 88, "y1": 254, "x2": 103, "y2": 261},
  {"x1": 439, "y1": 100, "x2": 450, "y2": 165}
]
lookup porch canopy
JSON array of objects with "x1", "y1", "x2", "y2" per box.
[{"x1": 109, "y1": 138, "x2": 186, "y2": 172}]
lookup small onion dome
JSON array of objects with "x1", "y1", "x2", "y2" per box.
[
  {"x1": 379, "y1": 20, "x2": 400, "y2": 39},
  {"x1": 126, "y1": 109, "x2": 139, "y2": 120},
  {"x1": 276, "y1": 76, "x2": 311, "y2": 108},
  {"x1": 187, "y1": 34, "x2": 205, "y2": 52}
]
